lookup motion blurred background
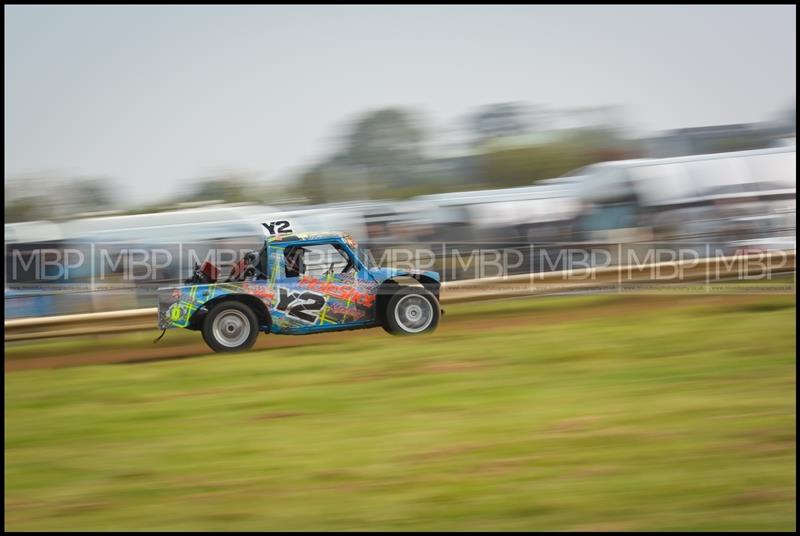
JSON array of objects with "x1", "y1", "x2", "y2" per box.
[
  {"x1": 4, "y1": 4, "x2": 797, "y2": 316},
  {"x1": 4, "y1": 4, "x2": 796, "y2": 532}
]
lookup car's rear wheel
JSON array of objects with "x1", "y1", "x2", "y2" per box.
[
  {"x1": 383, "y1": 286, "x2": 440, "y2": 335},
  {"x1": 202, "y1": 301, "x2": 259, "y2": 353}
]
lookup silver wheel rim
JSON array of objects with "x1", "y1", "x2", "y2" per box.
[
  {"x1": 212, "y1": 309, "x2": 251, "y2": 347},
  {"x1": 394, "y1": 294, "x2": 434, "y2": 333}
]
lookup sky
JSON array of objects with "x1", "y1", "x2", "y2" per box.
[{"x1": 4, "y1": 5, "x2": 797, "y2": 206}]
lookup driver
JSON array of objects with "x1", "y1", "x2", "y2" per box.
[
  {"x1": 225, "y1": 248, "x2": 263, "y2": 282},
  {"x1": 284, "y1": 246, "x2": 306, "y2": 278}
]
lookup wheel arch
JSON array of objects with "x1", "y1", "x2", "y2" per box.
[
  {"x1": 374, "y1": 276, "x2": 440, "y2": 327},
  {"x1": 190, "y1": 294, "x2": 272, "y2": 332},
  {"x1": 411, "y1": 274, "x2": 441, "y2": 301}
]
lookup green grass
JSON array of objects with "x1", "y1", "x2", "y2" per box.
[{"x1": 4, "y1": 293, "x2": 797, "y2": 531}]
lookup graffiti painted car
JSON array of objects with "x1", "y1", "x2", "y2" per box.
[{"x1": 157, "y1": 232, "x2": 442, "y2": 352}]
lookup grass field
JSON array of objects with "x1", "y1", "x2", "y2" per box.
[{"x1": 4, "y1": 292, "x2": 797, "y2": 531}]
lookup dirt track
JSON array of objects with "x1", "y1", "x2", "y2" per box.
[{"x1": 5, "y1": 293, "x2": 793, "y2": 372}]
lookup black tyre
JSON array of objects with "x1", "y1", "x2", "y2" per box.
[
  {"x1": 382, "y1": 286, "x2": 440, "y2": 336},
  {"x1": 201, "y1": 301, "x2": 259, "y2": 353}
]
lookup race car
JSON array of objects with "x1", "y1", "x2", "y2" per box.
[{"x1": 157, "y1": 231, "x2": 442, "y2": 352}]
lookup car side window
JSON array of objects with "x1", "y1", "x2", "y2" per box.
[
  {"x1": 304, "y1": 244, "x2": 353, "y2": 277},
  {"x1": 282, "y1": 243, "x2": 353, "y2": 279}
]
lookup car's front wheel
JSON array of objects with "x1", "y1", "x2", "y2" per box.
[
  {"x1": 383, "y1": 287, "x2": 440, "y2": 335},
  {"x1": 202, "y1": 301, "x2": 259, "y2": 353}
]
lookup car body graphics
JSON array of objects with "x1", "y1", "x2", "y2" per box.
[{"x1": 156, "y1": 232, "x2": 429, "y2": 336}]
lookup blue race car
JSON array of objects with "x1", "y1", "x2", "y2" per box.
[{"x1": 157, "y1": 231, "x2": 442, "y2": 352}]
